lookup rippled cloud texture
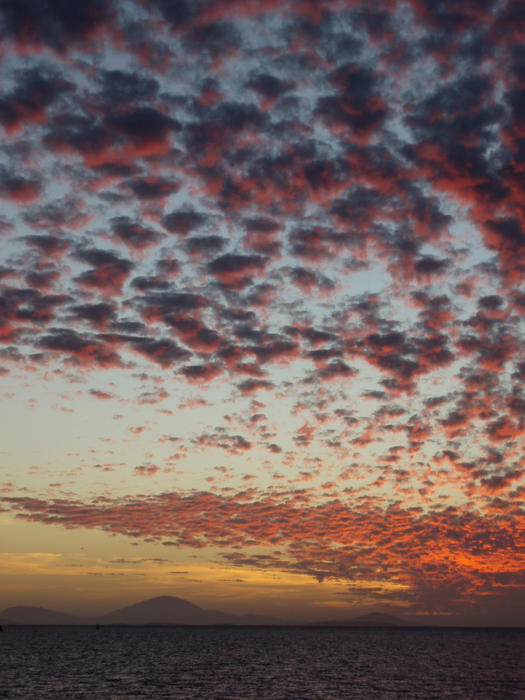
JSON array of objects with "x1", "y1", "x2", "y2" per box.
[{"x1": 0, "y1": 0, "x2": 524, "y2": 622}]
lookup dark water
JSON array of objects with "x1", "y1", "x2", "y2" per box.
[{"x1": 1, "y1": 626, "x2": 524, "y2": 699}]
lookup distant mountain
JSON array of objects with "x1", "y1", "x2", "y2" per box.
[
  {"x1": 0, "y1": 606, "x2": 83, "y2": 625},
  {"x1": 312, "y1": 612, "x2": 407, "y2": 627},
  {"x1": 0, "y1": 596, "x2": 282, "y2": 626},
  {"x1": 95, "y1": 596, "x2": 233, "y2": 625},
  {"x1": 0, "y1": 597, "x2": 406, "y2": 627}
]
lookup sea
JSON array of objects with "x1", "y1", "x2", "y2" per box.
[{"x1": 1, "y1": 626, "x2": 524, "y2": 699}]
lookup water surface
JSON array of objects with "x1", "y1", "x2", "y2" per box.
[{"x1": 1, "y1": 626, "x2": 524, "y2": 699}]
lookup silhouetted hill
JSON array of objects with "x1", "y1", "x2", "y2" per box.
[
  {"x1": 0, "y1": 606, "x2": 83, "y2": 625},
  {"x1": 312, "y1": 612, "x2": 407, "y2": 627},
  {"x1": 0, "y1": 597, "x2": 405, "y2": 627},
  {"x1": 0, "y1": 596, "x2": 281, "y2": 626},
  {"x1": 96, "y1": 596, "x2": 232, "y2": 625}
]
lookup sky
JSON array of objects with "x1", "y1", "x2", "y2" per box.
[{"x1": 0, "y1": 0, "x2": 524, "y2": 626}]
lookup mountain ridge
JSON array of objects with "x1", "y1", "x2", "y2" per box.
[
  {"x1": 0, "y1": 605, "x2": 83, "y2": 625},
  {"x1": 0, "y1": 596, "x2": 408, "y2": 627},
  {"x1": 0, "y1": 596, "x2": 283, "y2": 626}
]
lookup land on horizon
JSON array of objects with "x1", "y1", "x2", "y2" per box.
[
  {"x1": 0, "y1": 595, "x2": 406, "y2": 627},
  {"x1": 1, "y1": 595, "x2": 522, "y2": 628}
]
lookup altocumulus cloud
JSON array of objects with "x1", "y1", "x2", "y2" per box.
[{"x1": 0, "y1": 0, "x2": 524, "y2": 620}]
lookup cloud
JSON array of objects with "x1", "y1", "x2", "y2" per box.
[
  {"x1": 162, "y1": 209, "x2": 208, "y2": 236},
  {"x1": 0, "y1": 0, "x2": 113, "y2": 51},
  {"x1": 126, "y1": 177, "x2": 180, "y2": 200},
  {"x1": 208, "y1": 253, "x2": 266, "y2": 289},
  {"x1": 105, "y1": 107, "x2": 180, "y2": 156},
  {"x1": 238, "y1": 378, "x2": 274, "y2": 395},
  {"x1": 0, "y1": 170, "x2": 41, "y2": 202},
  {"x1": 0, "y1": 67, "x2": 73, "y2": 133},
  {"x1": 110, "y1": 217, "x2": 161, "y2": 250},
  {"x1": 96, "y1": 69, "x2": 159, "y2": 106},
  {"x1": 73, "y1": 248, "x2": 134, "y2": 293},
  {"x1": 316, "y1": 63, "x2": 387, "y2": 141},
  {"x1": 130, "y1": 337, "x2": 190, "y2": 367},
  {"x1": 1, "y1": 0, "x2": 524, "y2": 622},
  {"x1": 134, "y1": 465, "x2": 160, "y2": 477},
  {"x1": 39, "y1": 328, "x2": 122, "y2": 367},
  {"x1": 181, "y1": 363, "x2": 223, "y2": 383},
  {"x1": 3, "y1": 488, "x2": 524, "y2": 614}
]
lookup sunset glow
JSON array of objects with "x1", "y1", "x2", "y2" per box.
[{"x1": 0, "y1": 0, "x2": 524, "y2": 625}]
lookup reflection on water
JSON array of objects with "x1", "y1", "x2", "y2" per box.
[{"x1": 2, "y1": 626, "x2": 525, "y2": 699}]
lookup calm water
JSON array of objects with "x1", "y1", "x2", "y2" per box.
[{"x1": 1, "y1": 626, "x2": 524, "y2": 699}]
